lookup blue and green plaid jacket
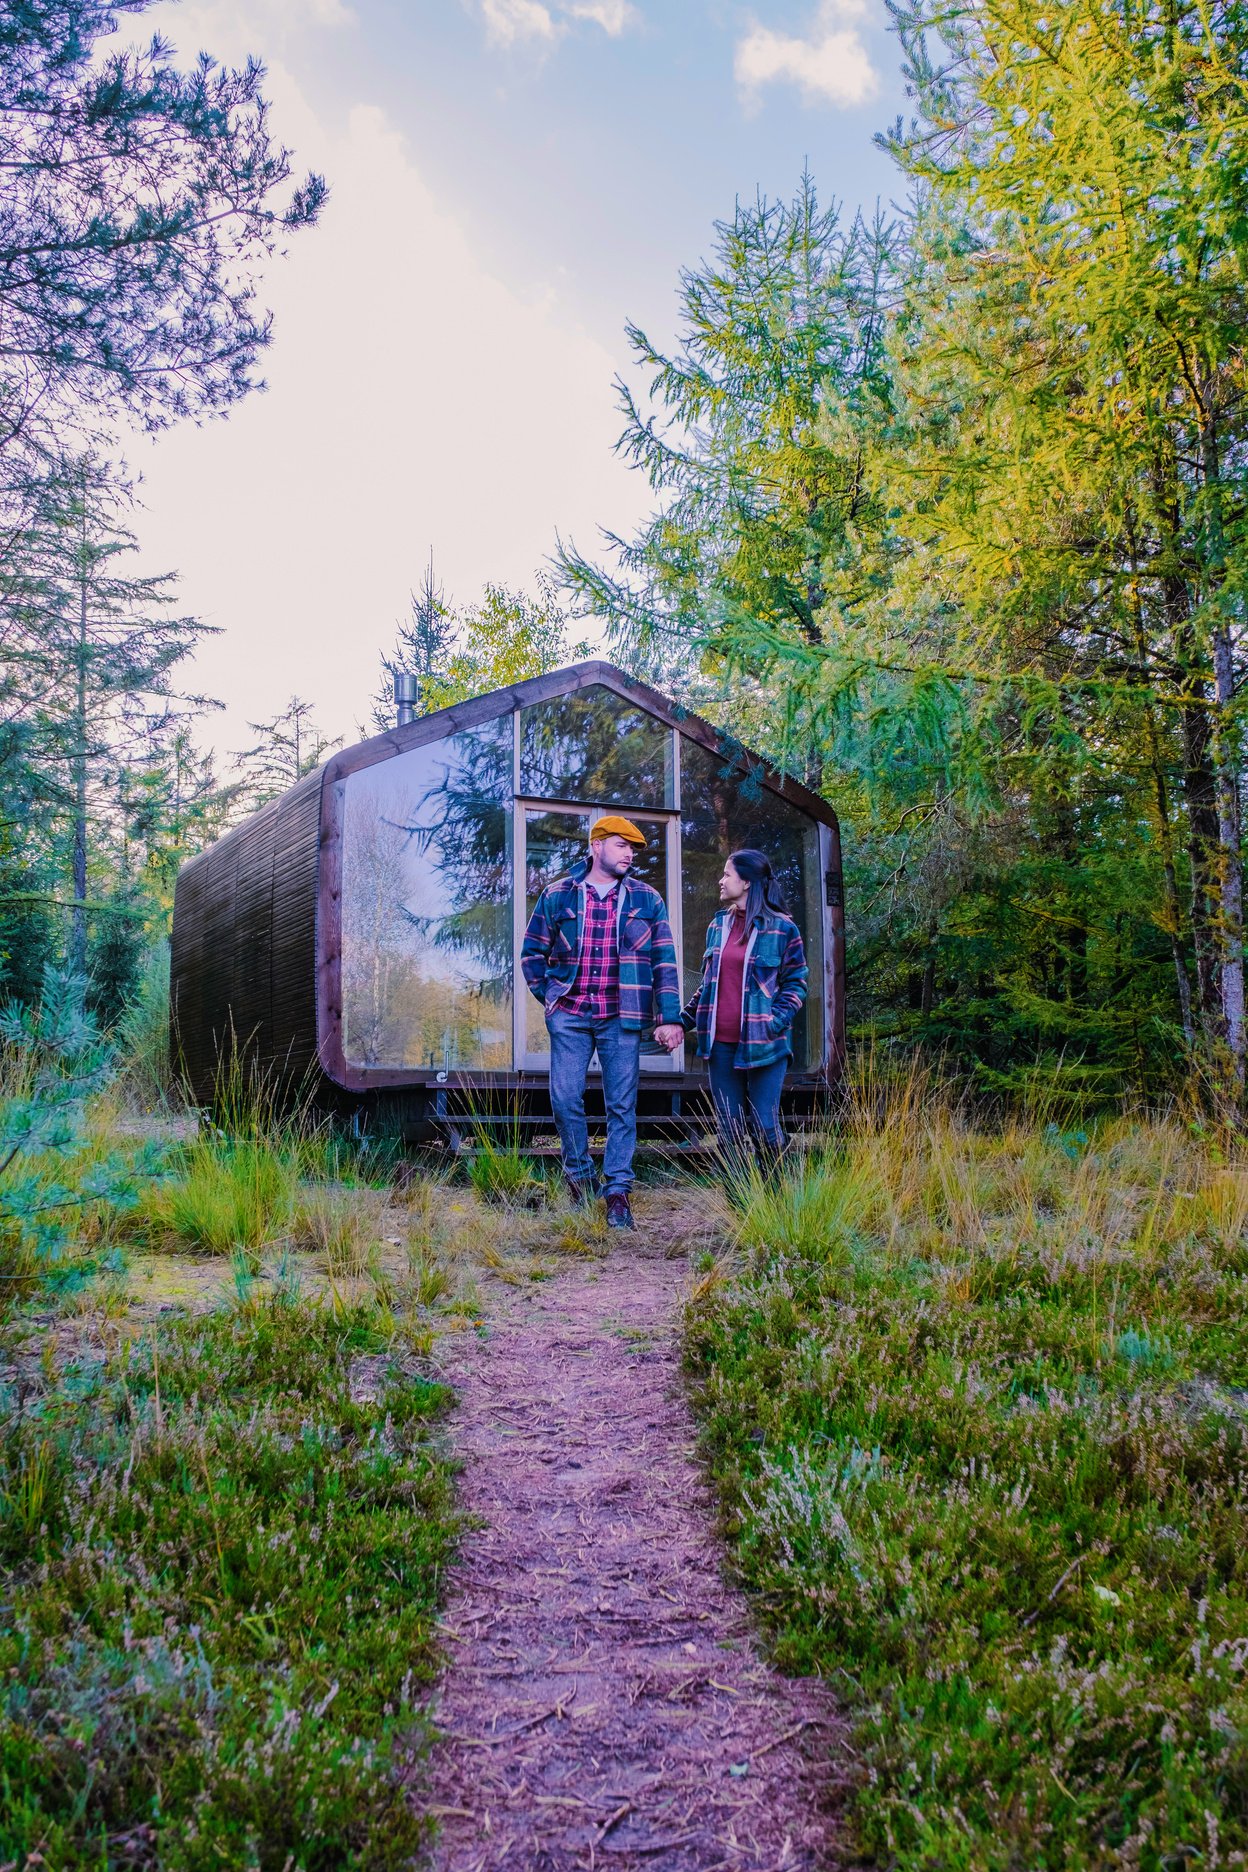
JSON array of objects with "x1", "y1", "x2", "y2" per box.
[
  {"x1": 521, "y1": 861, "x2": 681, "y2": 1032},
  {"x1": 680, "y1": 907, "x2": 809, "y2": 1068}
]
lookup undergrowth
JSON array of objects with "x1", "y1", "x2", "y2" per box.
[
  {"x1": 687, "y1": 1068, "x2": 1248, "y2": 1869},
  {"x1": 465, "y1": 1129, "x2": 547, "y2": 1207},
  {"x1": 0, "y1": 1291, "x2": 456, "y2": 1869},
  {"x1": 136, "y1": 1133, "x2": 300, "y2": 1260}
]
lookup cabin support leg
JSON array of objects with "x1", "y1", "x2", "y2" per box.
[{"x1": 431, "y1": 1086, "x2": 467, "y2": 1156}]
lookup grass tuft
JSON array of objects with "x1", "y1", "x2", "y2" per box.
[
  {"x1": 465, "y1": 1131, "x2": 546, "y2": 1207},
  {"x1": 137, "y1": 1135, "x2": 299, "y2": 1261},
  {"x1": 729, "y1": 1149, "x2": 884, "y2": 1266},
  {"x1": 291, "y1": 1183, "x2": 385, "y2": 1280}
]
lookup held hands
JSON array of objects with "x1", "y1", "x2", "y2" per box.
[{"x1": 653, "y1": 1023, "x2": 685, "y2": 1054}]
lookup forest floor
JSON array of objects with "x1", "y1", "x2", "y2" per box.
[
  {"x1": 1, "y1": 1113, "x2": 861, "y2": 1870},
  {"x1": 426, "y1": 1183, "x2": 856, "y2": 1872},
  {"x1": 16, "y1": 1082, "x2": 1247, "y2": 1869}
]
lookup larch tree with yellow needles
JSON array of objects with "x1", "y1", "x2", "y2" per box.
[{"x1": 875, "y1": 0, "x2": 1248, "y2": 1094}]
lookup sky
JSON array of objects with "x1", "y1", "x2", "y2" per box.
[{"x1": 130, "y1": 0, "x2": 913, "y2": 753}]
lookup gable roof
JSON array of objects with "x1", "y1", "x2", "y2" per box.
[{"x1": 323, "y1": 658, "x2": 838, "y2": 830}]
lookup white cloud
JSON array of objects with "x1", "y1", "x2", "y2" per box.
[
  {"x1": 735, "y1": 0, "x2": 878, "y2": 109},
  {"x1": 129, "y1": 44, "x2": 646, "y2": 749},
  {"x1": 480, "y1": 0, "x2": 557, "y2": 47},
  {"x1": 564, "y1": 0, "x2": 639, "y2": 32},
  {"x1": 474, "y1": 0, "x2": 639, "y2": 50}
]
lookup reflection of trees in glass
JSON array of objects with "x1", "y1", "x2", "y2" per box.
[
  {"x1": 679, "y1": 736, "x2": 821, "y2": 1068},
  {"x1": 392, "y1": 718, "x2": 512, "y2": 989},
  {"x1": 341, "y1": 720, "x2": 513, "y2": 1070},
  {"x1": 524, "y1": 811, "x2": 586, "y2": 914},
  {"x1": 521, "y1": 686, "x2": 672, "y2": 807},
  {"x1": 342, "y1": 782, "x2": 422, "y2": 1065},
  {"x1": 522, "y1": 810, "x2": 587, "y2": 1058}
]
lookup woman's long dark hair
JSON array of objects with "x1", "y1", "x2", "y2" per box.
[{"x1": 728, "y1": 848, "x2": 787, "y2": 926}]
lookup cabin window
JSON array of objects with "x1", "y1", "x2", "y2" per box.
[
  {"x1": 520, "y1": 684, "x2": 674, "y2": 808},
  {"x1": 679, "y1": 738, "x2": 824, "y2": 1070},
  {"x1": 340, "y1": 719, "x2": 513, "y2": 1070}
]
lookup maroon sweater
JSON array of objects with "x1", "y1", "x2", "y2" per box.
[{"x1": 713, "y1": 911, "x2": 749, "y2": 1044}]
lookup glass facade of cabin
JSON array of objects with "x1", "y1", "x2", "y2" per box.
[{"x1": 335, "y1": 681, "x2": 830, "y2": 1081}]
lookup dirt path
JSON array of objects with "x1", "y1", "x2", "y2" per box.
[{"x1": 426, "y1": 1190, "x2": 854, "y2": 1871}]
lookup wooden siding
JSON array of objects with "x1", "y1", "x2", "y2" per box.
[{"x1": 171, "y1": 768, "x2": 324, "y2": 1104}]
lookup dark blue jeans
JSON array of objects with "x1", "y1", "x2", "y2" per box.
[
  {"x1": 546, "y1": 1005, "x2": 642, "y2": 1197},
  {"x1": 708, "y1": 1040, "x2": 788, "y2": 1159}
]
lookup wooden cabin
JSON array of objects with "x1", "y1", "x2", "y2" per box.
[{"x1": 171, "y1": 662, "x2": 846, "y2": 1144}]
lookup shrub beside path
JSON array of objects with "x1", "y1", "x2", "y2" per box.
[{"x1": 426, "y1": 1190, "x2": 854, "y2": 1871}]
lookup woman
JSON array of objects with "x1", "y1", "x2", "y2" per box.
[{"x1": 655, "y1": 849, "x2": 808, "y2": 1165}]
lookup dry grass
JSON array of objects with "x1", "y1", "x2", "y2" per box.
[{"x1": 291, "y1": 1184, "x2": 386, "y2": 1279}]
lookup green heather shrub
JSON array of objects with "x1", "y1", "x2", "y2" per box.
[
  {"x1": 0, "y1": 1293, "x2": 456, "y2": 1868},
  {"x1": 687, "y1": 1081, "x2": 1248, "y2": 1870}
]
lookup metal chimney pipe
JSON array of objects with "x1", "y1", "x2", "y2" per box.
[{"x1": 394, "y1": 670, "x2": 418, "y2": 727}]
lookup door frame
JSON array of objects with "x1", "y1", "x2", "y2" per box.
[{"x1": 511, "y1": 782, "x2": 684, "y2": 1073}]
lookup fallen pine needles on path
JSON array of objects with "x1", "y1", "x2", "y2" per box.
[
  {"x1": 0, "y1": 1290, "x2": 457, "y2": 1869},
  {"x1": 427, "y1": 1190, "x2": 852, "y2": 1871},
  {"x1": 686, "y1": 1080, "x2": 1248, "y2": 1869}
]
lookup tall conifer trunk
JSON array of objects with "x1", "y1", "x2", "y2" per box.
[
  {"x1": 1200, "y1": 398, "x2": 1245, "y2": 1089},
  {"x1": 1127, "y1": 573, "x2": 1196, "y2": 1046},
  {"x1": 1145, "y1": 723, "x2": 1196, "y2": 1047},
  {"x1": 1211, "y1": 621, "x2": 1245, "y2": 1087},
  {"x1": 70, "y1": 496, "x2": 89, "y2": 979},
  {"x1": 1181, "y1": 701, "x2": 1223, "y2": 1048}
]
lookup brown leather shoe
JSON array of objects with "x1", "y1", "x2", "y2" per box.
[{"x1": 605, "y1": 1193, "x2": 635, "y2": 1231}]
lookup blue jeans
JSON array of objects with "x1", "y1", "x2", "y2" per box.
[
  {"x1": 708, "y1": 1040, "x2": 788, "y2": 1158},
  {"x1": 545, "y1": 1005, "x2": 642, "y2": 1197}
]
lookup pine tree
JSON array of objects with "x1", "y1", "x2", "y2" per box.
[
  {"x1": 559, "y1": 150, "x2": 1212, "y2": 1098},
  {"x1": 556, "y1": 174, "x2": 896, "y2": 724},
  {"x1": 421, "y1": 576, "x2": 589, "y2": 710},
  {"x1": 117, "y1": 725, "x2": 240, "y2": 906},
  {"x1": 0, "y1": 455, "x2": 215, "y2": 981},
  {"x1": 371, "y1": 552, "x2": 457, "y2": 731},
  {"x1": 234, "y1": 697, "x2": 342, "y2": 811},
  {"x1": 372, "y1": 570, "x2": 587, "y2": 727},
  {"x1": 871, "y1": 0, "x2": 1248, "y2": 1092},
  {"x1": 0, "y1": 0, "x2": 325, "y2": 498}
]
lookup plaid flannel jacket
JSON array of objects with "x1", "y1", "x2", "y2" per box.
[
  {"x1": 521, "y1": 861, "x2": 681, "y2": 1032},
  {"x1": 561, "y1": 881, "x2": 620, "y2": 1018},
  {"x1": 680, "y1": 907, "x2": 809, "y2": 1068}
]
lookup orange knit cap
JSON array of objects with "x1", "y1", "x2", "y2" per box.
[{"x1": 590, "y1": 813, "x2": 648, "y2": 847}]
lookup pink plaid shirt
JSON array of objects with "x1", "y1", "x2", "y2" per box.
[{"x1": 561, "y1": 881, "x2": 620, "y2": 1019}]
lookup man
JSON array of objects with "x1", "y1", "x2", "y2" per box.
[{"x1": 521, "y1": 815, "x2": 682, "y2": 1230}]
